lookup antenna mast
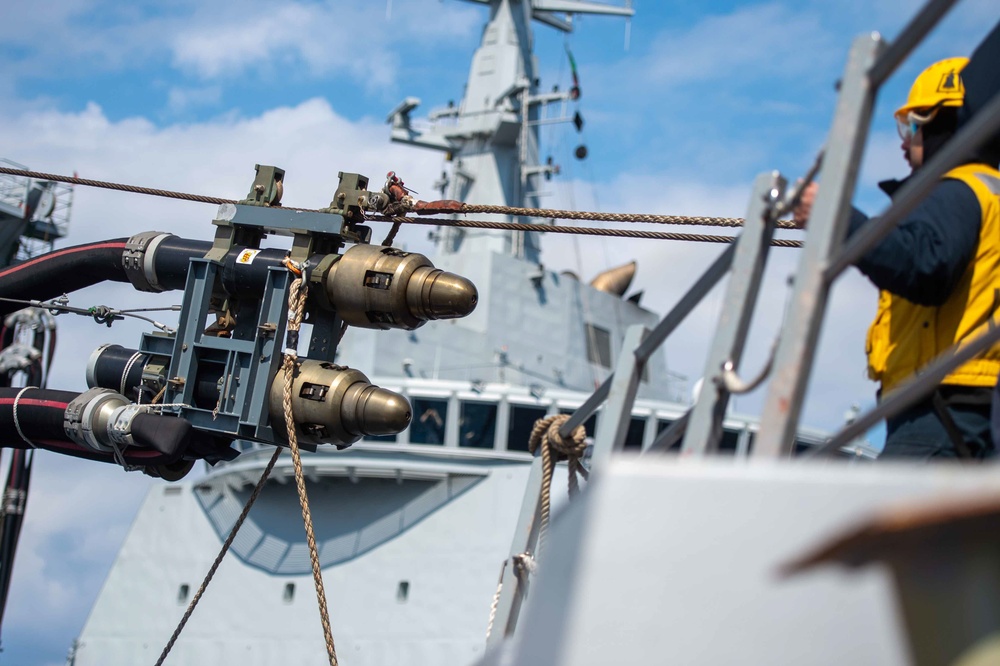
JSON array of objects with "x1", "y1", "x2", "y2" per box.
[{"x1": 387, "y1": 0, "x2": 632, "y2": 262}]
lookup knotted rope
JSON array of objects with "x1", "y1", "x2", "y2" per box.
[
  {"x1": 528, "y1": 414, "x2": 587, "y2": 554},
  {"x1": 282, "y1": 275, "x2": 339, "y2": 666},
  {"x1": 484, "y1": 416, "x2": 586, "y2": 640},
  {"x1": 484, "y1": 551, "x2": 537, "y2": 641}
]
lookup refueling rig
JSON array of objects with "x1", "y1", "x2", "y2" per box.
[{"x1": 0, "y1": 166, "x2": 478, "y2": 480}]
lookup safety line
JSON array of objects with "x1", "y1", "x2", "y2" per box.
[
  {"x1": 375, "y1": 216, "x2": 804, "y2": 248},
  {"x1": 0, "y1": 166, "x2": 804, "y2": 244}
]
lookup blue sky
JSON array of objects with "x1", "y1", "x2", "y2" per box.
[{"x1": 0, "y1": 0, "x2": 996, "y2": 663}]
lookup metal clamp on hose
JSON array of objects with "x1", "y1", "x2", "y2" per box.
[
  {"x1": 123, "y1": 231, "x2": 173, "y2": 293},
  {"x1": 107, "y1": 403, "x2": 150, "y2": 449},
  {"x1": 64, "y1": 387, "x2": 129, "y2": 453}
]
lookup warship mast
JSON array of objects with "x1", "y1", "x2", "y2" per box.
[{"x1": 388, "y1": 0, "x2": 633, "y2": 263}]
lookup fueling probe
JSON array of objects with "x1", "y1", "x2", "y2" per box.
[{"x1": 0, "y1": 166, "x2": 478, "y2": 477}]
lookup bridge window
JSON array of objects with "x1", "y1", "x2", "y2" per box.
[
  {"x1": 623, "y1": 417, "x2": 646, "y2": 450},
  {"x1": 584, "y1": 323, "x2": 612, "y2": 368},
  {"x1": 719, "y1": 428, "x2": 740, "y2": 455},
  {"x1": 460, "y1": 401, "x2": 497, "y2": 448},
  {"x1": 508, "y1": 405, "x2": 548, "y2": 452},
  {"x1": 655, "y1": 419, "x2": 679, "y2": 451},
  {"x1": 410, "y1": 398, "x2": 448, "y2": 445}
]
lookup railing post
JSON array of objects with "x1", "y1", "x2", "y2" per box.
[
  {"x1": 681, "y1": 172, "x2": 783, "y2": 455},
  {"x1": 485, "y1": 457, "x2": 544, "y2": 648},
  {"x1": 486, "y1": 324, "x2": 647, "y2": 647},
  {"x1": 590, "y1": 325, "x2": 649, "y2": 469},
  {"x1": 754, "y1": 34, "x2": 884, "y2": 458}
]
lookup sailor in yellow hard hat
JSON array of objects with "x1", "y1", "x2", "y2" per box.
[
  {"x1": 894, "y1": 57, "x2": 968, "y2": 170},
  {"x1": 796, "y1": 57, "x2": 1000, "y2": 460}
]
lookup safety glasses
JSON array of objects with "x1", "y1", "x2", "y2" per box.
[{"x1": 895, "y1": 106, "x2": 940, "y2": 141}]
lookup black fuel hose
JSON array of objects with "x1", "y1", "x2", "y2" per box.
[
  {"x1": 151, "y1": 236, "x2": 211, "y2": 291},
  {"x1": 0, "y1": 234, "x2": 342, "y2": 319},
  {"x1": 152, "y1": 237, "x2": 312, "y2": 296},
  {"x1": 0, "y1": 239, "x2": 130, "y2": 316},
  {"x1": 0, "y1": 387, "x2": 191, "y2": 467}
]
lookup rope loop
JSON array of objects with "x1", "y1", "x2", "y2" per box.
[
  {"x1": 528, "y1": 414, "x2": 588, "y2": 556},
  {"x1": 528, "y1": 414, "x2": 586, "y2": 462}
]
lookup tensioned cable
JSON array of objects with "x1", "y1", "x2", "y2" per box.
[
  {"x1": 0, "y1": 167, "x2": 232, "y2": 206},
  {"x1": 0, "y1": 166, "x2": 803, "y2": 246},
  {"x1": 413, "y1": 202, "x2": 798, "y2": 229},
  {"x1": 373, "y1": 216, "x2": 803, "y2": 248}
]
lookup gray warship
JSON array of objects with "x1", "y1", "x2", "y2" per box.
[{"x1": 1, "y1": 0, "x2": 995, "y2": 663}]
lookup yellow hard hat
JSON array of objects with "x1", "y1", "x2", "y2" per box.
[{"x1": 895, "y1": 57, "x2": 968, "y2": 121}]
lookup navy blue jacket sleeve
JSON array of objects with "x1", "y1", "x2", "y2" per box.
[{"x1": 848, "y1": 178, "x2": 982, "y2": 306}]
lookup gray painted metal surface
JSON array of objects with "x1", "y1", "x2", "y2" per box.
[{"x1": 508, "y1": 459, "x2": 1000, "y2": 665}]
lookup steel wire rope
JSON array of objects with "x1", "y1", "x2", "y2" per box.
[
  {"x1": 374, "y1": 216, "x2": 803, "y2": 247},
  {"x1": 415, "y1": 203, "x2": 800, "y2": 229},
  {"x1": 0, "y1": 166, "x2": 804, "y2": 238},
  {"x1": 0, "y1": 167, "x2": 233, "y2": 206}
]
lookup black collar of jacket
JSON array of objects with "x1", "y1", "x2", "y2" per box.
[{"x1": 878, "y1": 177, "x2": 908, "y2": 198}]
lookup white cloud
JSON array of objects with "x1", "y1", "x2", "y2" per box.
[
  {"x1": 0, "y1": 0, "x2": 482, "y2": 105},
  {"x1": 2, "y1": 453, "x2": 157, "y2": 664},
  {"x1": 166, "y1": 85, "x2": 222, "y2": 115},
  {"x1": 171, "y1": 5, "x2": 376, "y2": 80}
]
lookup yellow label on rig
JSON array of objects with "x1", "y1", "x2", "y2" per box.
[{"x1": 236, "y1": 249, "x2": 261, "y2": 264}]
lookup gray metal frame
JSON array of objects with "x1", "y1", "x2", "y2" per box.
[
  {"x1": 145, "y1": 198, "x2": 355, "y2": 446},
  {"x1": 156, "y1": 258, "x2": 291, "y2": 443}
]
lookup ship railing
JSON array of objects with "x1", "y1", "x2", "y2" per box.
[
  {"x1": 0, "y1": 158, "x2": 31, "y2": 211},
  {"x1": 486, "y1": 0, "x2": 1000, "y2": 648}
]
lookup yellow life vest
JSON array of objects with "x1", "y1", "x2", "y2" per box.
[{"x1": 865, "y1": 163, "x2": 1000, "y2": 394}]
